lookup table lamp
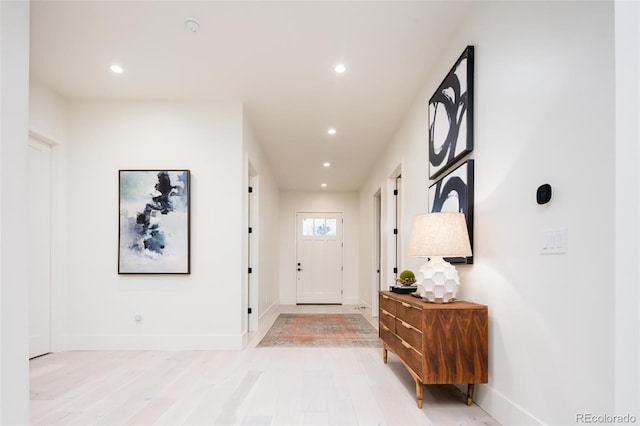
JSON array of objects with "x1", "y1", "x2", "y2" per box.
[{"x1": 406, "y1": 212, "x2": 472, "y2": 303}]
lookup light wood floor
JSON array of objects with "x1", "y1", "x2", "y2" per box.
[{"x1": 30, "y1": 304, "x2": 501, "y2": 426}]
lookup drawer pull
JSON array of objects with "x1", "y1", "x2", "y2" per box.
[
  {"x1": 401, "y1": 302, "x2": 411, "y2": 308},
  {"x1": 401, "y1": 321, "x2": 412, "y2": 329},
  {"x1": 401, "y1": 340, "x2": 412, "y2": 349},
  {"x1": 382, "y1": 310, "x2": 394, "y2": 317},
  {"x1": 382, "y1": 294, "x2": 390, "y2": 300},
  {"x1": 380, "y1": 323, "x2": 390, "y2": 331}
]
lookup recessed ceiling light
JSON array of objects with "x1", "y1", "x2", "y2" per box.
[
  {"x1": 327, "y1": 128, "x2": 337, "y2": 135},
  {"x1": 334, "y1": 64, "x2": 346, "y2": 74},
  {"x1": 110, "y1": 64, "x2": 124, "y2": 74},
  {"x1": 185, "y1": 19, "x2": 201, "y2": 33},
  {"x1": 323, "y1": 162, "x2": 331, "y2": 168},
  {"x1": 321, "y1": 183, "x2": 328, "y2": 188}
]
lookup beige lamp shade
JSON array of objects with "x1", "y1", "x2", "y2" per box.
[{"x1": 406, "y1": 212, "x2": 472, "y2": 258}]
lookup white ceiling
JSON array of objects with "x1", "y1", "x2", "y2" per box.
[{"x1": 30, "y1": 1, "x2": 471, "y2": 191}]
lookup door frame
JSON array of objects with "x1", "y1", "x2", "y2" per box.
[
  {"x1": 29, "y1": 130, "x2": 63, "y2": 353},
  {"x1": 372, "y1": 189, "x2": 382, "y2": 316},
  {"x1": 247, "y1": 172, "x2": 259, "y2": 332},
  {"x1": 381, "y1": 167, "x2": 402, "y2": 295},
  {"x1": 28, "y1": 131, "x2": 61, "y2": 356}
]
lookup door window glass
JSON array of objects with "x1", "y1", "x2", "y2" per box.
[
  {"x1": 325, "y1": 218, "x2": 337, "y2": 235},
  {"x1": 314, "y1": 218, "x2": 327, "y2": 235},
  {"x1": 303, "y1": 218, "x2": 314, "y2": 236},
  {"x1": 303, "y1": 217, "x2": 338, "y2": 236}
]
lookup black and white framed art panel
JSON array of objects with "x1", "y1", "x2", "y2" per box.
[
  {"x1": 428, "y1": 159, "x2": 474, "y2": 264},
  {"x1": 118, "y1": 170, "x2": 191, "y2": 274},
  {"x1": 428, "y1": 45, "x2": 474, "y2": 180}
]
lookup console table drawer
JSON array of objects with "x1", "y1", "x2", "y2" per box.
[
  {"x1": 396, "y1": 337, "x2": 423, "y2": 380},
  {"x1": 396, "y1": 319, "x2": 422, "y2": 351},
  {"x1": 397, "y1": 301, "x2": 422, "y2": 329},
  {"x1": 379, "y1": 322, "x2": 397, "y2": 349},
  {"x1": 379, "y1": 293, "x2": 396, "y2": 316},
  {"x1": 379, "y1": 309, "x2": 396, "y2": 332}
]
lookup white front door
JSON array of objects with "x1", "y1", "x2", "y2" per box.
[
  {"x1": 296, "y1": 212, "x2": 343, "y2": 304},
  {"x1": 28, "y1": 137, "x2": 52, "y2": 358}
]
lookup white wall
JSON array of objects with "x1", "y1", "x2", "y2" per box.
[
  {"x1": 65, "y1": 100, "x2": 246, "y2": 350},
  {"x1": 360, "y1": 168, "x2": 419, "y2": 312},
  {"x1": 0, "y1": 1, "x2": 30, "y2": 423},
  {"x1": 256, "y1": 175, "x2": 280, "y2": 315},
  {"x1": 29, "y1": 79, "x2": 68, "y2": 143},
  {"x1": 615, "y1": 0, "x2": 640, "y2": 418},
  {"x1": 279, "y1": 191, "x2": 359, "y2": 305},
  {"x1": 359, "y1": 2, "x2": 616, "y2": 425}
]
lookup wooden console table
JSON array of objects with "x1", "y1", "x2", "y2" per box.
[{"x1": 379, "y1": 291, "x2": 488, "y2": 408}]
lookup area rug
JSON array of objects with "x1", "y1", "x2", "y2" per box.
[{"x1": 257, "y1": 313, "x2": 382, "y2": 348}]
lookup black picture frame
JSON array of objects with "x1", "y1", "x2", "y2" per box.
[
  {"x1": 428, "y1": 160, "x2": 474, "y2": 264},
  {"x1": 118, "y1": 170, "x2": 191, "y2": 274},
  {"x1": 428, "y1": 45, "x2": 474, "y2": 180}
]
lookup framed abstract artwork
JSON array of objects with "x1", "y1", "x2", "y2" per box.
[
  {"x1": 428, "y1": 45, "x2": 474, "y2": 180},
  {"x1": 428, "y1": 160, "x2": 474, "y2": 264},
  {"x1": 118, "y1": 170, "x2": 190, "y2": 274}
]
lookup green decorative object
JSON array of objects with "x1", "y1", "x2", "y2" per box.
[{"x1": 395, "y1": 270, "x2": 417, "y2": 286}]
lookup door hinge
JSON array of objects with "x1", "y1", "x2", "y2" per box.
[
  {"x1": 393, "y1": 228, "x2": 398, "y2": 235},
  {"x1": 393, "y1": 267, "x2": 398, "y2": 274},
  {"x1": 248, "y1": 227, "x2": 253, "y2": 233},
  {"x1": 248, "y1": 186, "x2": 253, "y2": 193},
  {"x1": 248, "y1": 307, "x2": 252, "y2": 314},
  {"x1": 248, "y1": 267, "x2": 253, "y2": 274},
  {"x1": 393, "y1": 189, "x2": 398, "y2": 196}
]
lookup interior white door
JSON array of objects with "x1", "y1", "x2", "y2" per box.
[
  {"x1": 28, "y1": 137, "x2": 52, "y2": 358},
  {"x1": 296, "y1": 212, "x2": 343, "y2": 304}
]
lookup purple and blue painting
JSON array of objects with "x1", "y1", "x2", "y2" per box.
[{"x1": 118, "y1": 170, "x2": 190, "y2": 274}]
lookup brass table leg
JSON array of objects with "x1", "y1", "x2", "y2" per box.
[
  {"x1": 466, "y1": 384, "x2": 475, "y2": 406},
  {"x1": 415, "y1": 379, "x2": 424, "y2": 408}
]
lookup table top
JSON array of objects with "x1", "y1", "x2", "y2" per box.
[{"x1": 380, "y1": 291, "x2": 488, "y2": 310}]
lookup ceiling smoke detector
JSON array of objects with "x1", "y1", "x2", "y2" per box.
[{"x1": 184, "y1": 19, "x2": 200, "y2": 33}]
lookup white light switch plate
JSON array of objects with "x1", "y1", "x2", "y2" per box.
[{"x1": 541, "y1": 228, "x2": 567, "y2": 254}]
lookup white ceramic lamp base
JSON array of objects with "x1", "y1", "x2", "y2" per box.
[{"x1": 417, "y1": 256, "x2": 460, "y2": 303}]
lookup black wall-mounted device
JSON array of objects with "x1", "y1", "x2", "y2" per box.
[{"x1": 536, "y1": 184, "x2": 552, "y2": 205}]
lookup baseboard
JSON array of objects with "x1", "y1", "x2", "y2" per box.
[
  {"x1": 279, "y1": 298, "x2": 362, "y2": 305},
  {"x1": 457, "y1": 383, "x2": 544, "y2": 425},
  {"x1": 240, "y1": 330, "x2": 248, "y2": 348},
  {"x1": 64, "y1": 333, "x2": 245, "y2": 351},
  {"x1": 359, "y1": 298, "x2": 372, "y2": 309},
  {"x1": 259, "y1": 302, "x2": 277, "y2": 320}
]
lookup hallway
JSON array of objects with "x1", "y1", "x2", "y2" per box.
[{"x1": 30, "y1": 305, "x2": 499, "y2": 426}]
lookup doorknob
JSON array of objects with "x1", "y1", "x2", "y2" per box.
[{"x1": 297, "y1": 268, "x2": 303, "y2": 271}]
